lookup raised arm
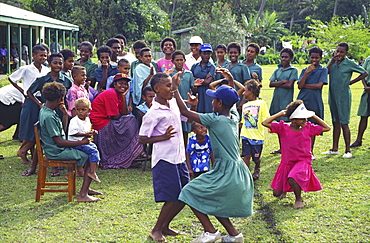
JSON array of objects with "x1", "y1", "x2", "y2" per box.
[
  {"x1": 262, "y1": 110, "x2": 286, "y2": 129},
  {"x1": 310, "y1": 115, "x2": 331, "y2": 132}
]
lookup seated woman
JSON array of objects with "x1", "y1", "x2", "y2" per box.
[{"x1": 90, "y1": 73, "x2": 143, "y2": 169}]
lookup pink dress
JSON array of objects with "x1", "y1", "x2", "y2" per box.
[{"x1": 270, "y1": 121, "x2": 323, "y2": 192}]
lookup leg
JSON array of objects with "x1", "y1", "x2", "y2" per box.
[
  {"x1": 78, "y1": 162, "x2": 101, "y2": 202},
  {"x1": 243, "y1": 155, "x2": 251, "y2": 169},
  {"x1": 332, "y1": 121, "x2": 341, "y2": 151},
  {"x1": 17, "y1": 140, "x2": 34, "y2": 164},
  {"x1": 311, "y1": 135, "x2": 316, "y2": 154},
  {"x1": 215, "y1": 217, "x2": 239, "y2": 236},
  {"x1": 273, "y1": 189, "x2": 286, "y2": 199},
  {"x1": 190, "y1": 207, "x2": 217, "y2": 233},
  {"x1": 288, "y1": 177, "x2": 303, "y2": 209},
  {"x1": 341, "y1": 124, "x2": 351, "y2": 153},
  {"x1": 252, "y1": 158, "x2": 261, "y2": 180},
  {"x1": 150, "y1": 201, "x2": 180, "y2": 242},
  {"x1": 352, "y1": 116, "x2": 368, "y2": 146},
  {"x1": 87, "y1": 162, "x2": 101, "y2": 183},
  {"x1": 161, "y1": 201, "x2": 185, "y2": 236}
]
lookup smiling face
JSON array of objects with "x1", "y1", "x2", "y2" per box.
[
  {"x1": 291, "y1": 118, "x2": 307, "y2": 127},
  {"x1": 228, "y1": 47, "x2": 240, "y2": 63},
  {"x1": 280, "y1": 52, "x2": 292, "y2": 67},
  {"x1": 154, "y1": 77, "x2": 173, "y2": 102},
  {"x1": 73, "y1": 69, "x2": 87, "y2": 86},
  {"x1": 193, "y1": 123, "x2": 207, "y2": 137},
  {"x1": 50, "y1": 57, "x2": 63, "y2": 72},
  {"x1": 309, "y1": 52, "x2": 322, "y2": 67},
  {"x1": 79, "y1": 45, "x2": 92, "y2": 62},
  {"x1": 246, "y1": 46, "x2": 258, "y2": 61},
  {"x1": 190, "y1": 43, "x2": 201, "y2": 55},
  {"x1": 32, "y1": 50, "x2": 47, "y2": 65},
  {"x1": 64, "y1": 56, "x2": 75, "y2": 71},
  {"x1": 75, "y1": 102, "x2": 90, "y2": 120},
  {"x1": 335, "y1": 46, "x2": 348, "y2": 61},
  {"x1": 113, "y1": 79, "x2": 129, "y2": 94},
  {"x1": 162, "y1": 41, "x2": 175, "y2": 55}
]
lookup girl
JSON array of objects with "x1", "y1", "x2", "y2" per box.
[
  {"x1": 65, "y1": 66, "x2": 88, "y2": 117},
  {"x1": 262, "y1": 100, "x2": 330, "y2": 209},
  {"x1": 172, "y1": 68, "x2": 253, "y2": 242}
]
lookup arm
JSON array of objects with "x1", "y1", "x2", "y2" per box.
[
  {"x1": 59, "y1": 103, "x2": 69, "y2": 133},
  {"x1": 109, "y1": 86, "x2": 130, "y2": 119},
  {"x1": 8, "y1": 78, "x2": 26, "y2": 97},
  {"x1": 327, "y1": 55, "x2": 339, "y2": 74},
  {"x1": 310, "y1": 115, "x2": 331, "y2": 132},
  {"x1": 269, "y1": 79, "x2": 288, "y2": 87},
  {"x1": 262, "y1": 110, "x2": 286, "y2": 129},
  {"x1": 185, "y1": 152, "x2": 194, "y2": 177},
  {"x1": 141, "y1": 66, "x2": 154, "y2": 90},
  {"x1": 202, "y1": 72, "x2": 213, "y2": 86},
  {"x1": 280, "y1": 79, "x2": 295, "y2": 89},
  {"x1": 53, "y1": 136, "x2": 90, "y2": 147},
  {"x1": 350, "y1": 72, "x2": 368, "y2": 85},
  {"x1": 298, "y1": 65, "x2": 316, "y2": 89},
  {"x1": 138, "y1": 125, "x2": 177, "y2": 144},
  {"x1": 209, "y1": 79, "x2": 223, "y2": 90},
  {"x1": 210, "y1": 151, "x2": 215, "y2": 167},
  {"x1": 302, "y1": 82, "x2": 324, "y2": 90},
  {"x1": 98, "y1": 62, "x2": 109, "y2": 90},
  {"x1": 26, "y1": 89, "x2": 43, "y2": 109}
]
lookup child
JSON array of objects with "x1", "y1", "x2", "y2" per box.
[
  {"x1": 132, "y1": 48, "x2": 155, "y2": 107},
  {"x1": 214, "y1": 44, "x2": 229, "y2": 81},
  {"x1": 269, "y1": 48, "x2": 298, "y2": 154},
  {"x1": 40, "y1": 82, "x2": 101, "y2": 202},
  {"x1": 106, "y1": 38, "x2": 121, "y2": 64},
  {"x1": 171, "y1": 50, "x2": 194, "y2": 145},
  {"x1": 226, "y1": 42, "x2": 251, "y2": 86},
  {"x1": 322, "y1": 42, "x2": 368, "y2": 158},
  {"x1": 138, "y1": 73, "x2": 190, "y2": 243},
  {"x1": 114, "y1": 34, "x2": 137, "y2": 64},
  {"x1": 60, "y1": 49, "x2": 75, "y2": 77},
  {"x1": 173, "y1": 68, "x2": 253, "y2": 242},
  {"x1": 68, "y1": 98, "x2": 100, "y2": 183},
  {"x1": 8, "y1": 45, "x2": 49, "y2": 167},
  {"x1": 26, "y1": 53, "x2": 73, "y2": 177},
  {"x1": 351, "y1": 56, "x2": 370, "y2": 148},
  {"x1": 191, "y1": 43, "x2": 216, "y2": 113},
  {"x1": 75, "y1": 41, "x2": 98, "y2": 88},
  {"x1": 243, "y1": 43, "x2": 263, "y2": 84},
  {"x1": 66, "y1": 66, "x2": 88, "y2": 117},
  {"x1": 262, "y1": 100, "x2": 330, "y2": 209},
  {"x1": 106, "y1": 58, "x2": 130, "y2": 89},
  {"x1": 241, "y1": 79, "x2": 269, "y2": 180},
  {"x1": 136, "y1": 86, "x2": 155, "y2": 120},
  {"x1": 297, "y1": 46, "x2": 328, "y2": 156},
  {"x1": 94, "y1": 46, "x2": 118, "y2": 91},
  {"x1": 186, "y1": 122, "x2": 215, "y2": 178},
  {"x1": 156, "y1": 37, "x2": 176, "y2": 72}
]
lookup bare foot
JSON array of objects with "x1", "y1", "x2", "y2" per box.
[
  {"x1": 278, "y1": 192, "x2": 287, "y2": 199},
  {"x1": 149, "y1": 231, "x2": 167, "y2": 242},
  {"x1": 77, "y1": 194, "x2": 101, "y2": 202},
  {"x1": 76, "y1": 167, "x2": 84, "y2": 177},
  {"x1": 87, "y1": 172, "x2": 101, "y2": 183},
  {"x1": 162, "y1": 227, "x2": 180, "y2": 236},
  {"x1": 88, "y1": 189, "x2": 103, "y2": 195},
  {"x1": 23, "y1": 160, "x2": 32, "y2": 164},
  {"x1": 17, "y1": 150, "x2": 29, "y2": 164},
  {"x1": 293, "y1": 200, "x2": 304, "y2": 209}
]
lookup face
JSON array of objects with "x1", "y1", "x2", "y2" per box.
[
  {"x1": 309, "y1": 52, "x2": 322, "y2": 66},
  {"x1": 111, "y1": 43, "x2": 121, "y2": 56},
  {"x1": 117, "y1": 38, "x2": 125, "y2": 52},
  {"x1": 73, "y1": 70, "x2": 87, "y2": 85},
  {"x1": 200, "y1": 51, "x2": 212, "y2": 63},
  {"x1": 280, "y1": 52, "x2": 292, "y2": 66},
  {"x1": 49, "y1": 57, "x2": 63, "y2": 72},
  {"x1": 117, "y1": 63, "x2": 130, "y2": 75},
  {"x1": 172, "y1": 54, "x2": 185, "y2": 70},
  {"x1": 79, "y1": 45, "x2": 92, "y2": 61},
  {"x1": 99, "y1": 52, "x2": 111, "y2": 65},
  {"x1": 228, "y1": 47, "x2": 240, "y2": 62},
  {"x1": 211, "y1": 98, "x2": 222, "y2": 112},
  {"x1": 75, "y1": 102, "x2": 90, "y2": 120},
  {"x1": 162, "y1": 41, "x2": 175, "y2": 55},
  {"x1": 292, "y1": 118, "x2": 307, "y2": 127},
  {"x1": 142, "y1": 90, "x2": 155, "y2": 104},
  {"x1": 246, "y1": 46, "x2": 258, "y2": 61},
  {"x1": 335, "y1": 46, "x2": 348, "y2": 61},
  {"x1": 190, "y1": 43, "x2": 201, "y2": 55},
  {"x1": 193, "y1": 123, "x2": 207, "y2": 136},
  {"x1": 216, "y1": 48, "x2": 226, "y2": 61},
  {"x1": 141, "y1": 51, "x2": 152, "y2": 66},
  {"x1": 154, "y1": 77, "x2": 173, "y2": 101},
  {"x1": 243, "y1": 87, "x2": 253, "y2": 100},
  {"x1": 113, "y1": 80, "x2": 129, "y2": 94},
  {"x1": 32, "y1": 50, "x2": 47, "y2": 64},
  {"x1": 64, "y1": 56, "x2": 75, "y2": 71}
]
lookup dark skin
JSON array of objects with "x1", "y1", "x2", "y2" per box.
[
  {"x1": 269, "y1": 52, "x2": 295, "y2": 89},
  {"x1": 98, "y1": 52, "x2": 111, "y2": 91},
  {"x1": 77, "y1": 45, "x2": 97, "y2": 87},
  {"x1": 109, "y1": 80, "x2": 130, "y2": 120}
]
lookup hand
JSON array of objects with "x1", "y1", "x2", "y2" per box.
[
  {"x1": 216, "y1": 67, "x2": 234, "y2": 81},
  {"x1": 122, "y1": 82, "x2": 130, "y2": 96},
  {"x1": 59, "y1": 103, "x2": 68, "y2": 115},
  {"x1": 101, "y1": 60, "x2": 109, "y2": 69},
  {"x1": 279, "y1": 110, "x2": 287, "y2": 117},
  {"x1": 127, "y1": 105, "x2": 133, "y2": 113},
  {"x1": 86, "y1": 131, "x2": 95, "y2": 137},
  {"x1": 306, "y1": 64, "x2": 316, "y2": 74},
  {"x1": 150, "y1": 66, "x2": 155, "y2": 76},
  {"x1": 364, "y1": 86, "x2": 370, "y2": 94},
  {"x1": 163, "y1": 125, "x2": 177, "y2": 140},
  {"x1": 184, "y1": 93, "x2": 198, "y2": 106},
  {"x1": 194, "y1": 78, "x2": 204, "y2": 86},
  {"x1": 252, "y1": 72, "x2": 258, "y2": 79},
  {"x1": 188, "y1": 169, "x2": 194, "y2": 177},
  {"x1": 81, "y1": 137, "x2": 90, "y2": 145},
  {"x1": 164, "y1": 68, "x2": 174, "y2": 75},
  {"x1": 172, "y1": 71, "x2": 183, "y2": 89}
]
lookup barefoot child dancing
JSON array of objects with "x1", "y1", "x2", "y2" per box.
[
  {"x1": 262, "y1": 100, "x2": 330, "y2": 209},
  {"x1": 173, "y1": 68, "x2": 254, "y2": 242}
]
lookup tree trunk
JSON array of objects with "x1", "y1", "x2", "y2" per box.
[
  {"x1": 257, "y1": 0, "x2": 267, "y2": 24},
  {"x1": 333, "y1": 0, "x2": 338, "y2": 17}
]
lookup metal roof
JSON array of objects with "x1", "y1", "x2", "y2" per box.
[{"x1": 0, "y1": 3, "x2": 79, "y2": 31}]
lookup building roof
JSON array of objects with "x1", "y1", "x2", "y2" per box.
[
  {"x1": 172, "y1": 27, "x2": 194, "y2": 35},
  {"x1": 0, "y1": 3, "x2": 79, "y2": 31}
]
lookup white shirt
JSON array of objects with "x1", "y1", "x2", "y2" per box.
[
  {"x1": 0, "y1": 83, "x2": 24, "y2": 105},
  {"x1": 185, "y1": 53, "x2": 213, "y2": 70},
  {"x1": 118, "y1": 52, "x2": 137, "y2": 64},
  {"x1": 67, "y1": 116, "x2": 92, "y2": 141},
  {"x1": 9, "y1": 62, "x2": 49, "y2": 95}
]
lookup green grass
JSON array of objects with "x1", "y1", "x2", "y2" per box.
[{"x1": 1, "y1": 64, "x2": 369, "y2": 242}]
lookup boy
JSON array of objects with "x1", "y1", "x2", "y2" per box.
[
  {"x1": 60, "y1": 49, "x2": 75, "y2": 77},
  {"x1": 114, "y1": 34, "x2": 137, "y2": 63},
  {"x1": 138, "y1": 73, "x2": 189, "y2": 243},
  {"x1": 132, "y1": 48, "x2": 155, "y2": 107},
  {"x1": 214, "y1": 44, "x2": 229, "y2": 81},
  {"x1": 66, "y1": 66, "x2": 88, "y2": 117},
  {"x1": 40, "y1": 81, "x2": 101, "y2": 202},
  {"x1": 191, "y1": 44, "x2": 216, "y2": 113},
  {"x1": 297, "y1": 46, "x2": 328, "y2": 156},
  {"x1": 243, "y1": 43, "x2": 263, "y2": 84},
  {"x1": 157, "y1": 37, "x2": 176, "y2": 72},
  {"x1": 269, "y1": 48, "x2": 298, "y2": 154},
  {"x1": 106, "y1": 38, "x2": 121, "y2": 64},
  {"x1": 8, "y1": 45, "x2": 49, "y2": 167},
  {"x1": 136, "y1": 86, "x2": 155, "y2": 120},
  {"x1": 241, "y1": 79, "x2": 269, "y2": 180},
  {"x1": 322, "y1": 42, "x2": 368, "y2": 158},
  {"x1": 76, "y1": 41, "x2": 98, "y2": 88},
  {"x1": 171, "y1": 50, "x2": 194, "y2": 145},
  {"x1": 130, "y1": 40, "x2": 157, "y2": 77},
  {"x1": 94, "y1": 46, "x2": 118, "y2": 91}
]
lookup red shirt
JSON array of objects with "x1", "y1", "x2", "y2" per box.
[{"x1": 90, "y1": 88, "x2": 123, "y2": 130}]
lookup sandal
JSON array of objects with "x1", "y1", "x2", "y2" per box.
[
  {"x1": 0, "y1": 155, "x2": 4, "y2": 160},
  {"x1": 50, "y1": 171, "x2": 60, "y2": 177},
  {"x1": 350, "y1": 140, "x2": 362, "y2": 148},
  {"x1": 252, "y1": 168, "x2": 260, "y2": 180},
  {"x1": 22, "y1": 169, "x2": 35, "y2": 176},
  {"x1": 270, "y1": 149, "x2": 281, "y2": 154}
]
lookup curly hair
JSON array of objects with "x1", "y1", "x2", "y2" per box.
[
  {"x1": 285, "y1": 100, "x2": 303, "y2": 118},
  {"x1": 42, "y1": 81, "x2": 66, "y2": 101},
  {"x1": 244, "y1": 79, "x2": 260, "y2": 97}
]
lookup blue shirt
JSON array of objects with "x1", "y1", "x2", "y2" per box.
[{"x1": 94, "y1": 64, "x2": 118, "y2": 86}]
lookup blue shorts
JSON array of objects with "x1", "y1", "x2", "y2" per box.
[
  {"x1": 152, "y1": 160, "x2": 190, "y2": 202},
  {"x1": 241, "y1": 139, "x2": 263, "y2": 162},
  {"x1": 74, "y1": 142, "x2": 100, "y2": 163}
]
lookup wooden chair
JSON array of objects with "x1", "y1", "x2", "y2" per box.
[{"x1": 34, "y1": 122, "x2": 77, "y2": 202}]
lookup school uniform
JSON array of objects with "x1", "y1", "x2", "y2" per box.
[
  {"x1": 357, "y1": 56, "x2": 370, "y2": 116},
  {"x1": 94, "y1": 64, "x2": 118, "y2": 89},
  {"x1": 214, "y1": 59, "x2": 230, "y2": 80},
  {"x1": 76, "y1": 58, "x2": 98, "y2": 80},
  {"x1": 245, "y1": 61, "x2": 263, "y2": 82}
]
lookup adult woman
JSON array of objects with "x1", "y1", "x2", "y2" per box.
[{"x1": 90, "y1": 73, "x2": 142, "y2": 169}]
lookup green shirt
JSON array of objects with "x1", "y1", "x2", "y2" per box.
[{"x1": 77, "y1": 58, "x2": 98, "y2": 79}]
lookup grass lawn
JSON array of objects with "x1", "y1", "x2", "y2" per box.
[{"x1": 0, "y1": 64, "x2": 369, "y2": 242}]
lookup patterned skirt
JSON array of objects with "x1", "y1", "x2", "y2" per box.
[{"x1": 95, "y1": 115, "x2": 143, "y2": 169}]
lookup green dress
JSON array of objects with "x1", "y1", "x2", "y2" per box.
[
  {"x1": 357, "y1": 56, "x2": 370, "y2": 116},
  {"x1": 178, "y1": 109, "x2": 254, "y2": 218}
]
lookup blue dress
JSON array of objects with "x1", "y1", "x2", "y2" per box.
[{"x1": 186, "y1": 134, "x2": 212, "y2": 172}]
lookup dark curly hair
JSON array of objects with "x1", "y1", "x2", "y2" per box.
[
  {"x1": 285, "y1": 100, "x2": 303, "y2": 118},
  {"x1": 42, "y1": 81, "x2": 66, "y2": 101}
]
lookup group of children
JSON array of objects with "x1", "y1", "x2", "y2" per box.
[{"x1": 5, "y1": 35, "x2": 370, "y2": 241}]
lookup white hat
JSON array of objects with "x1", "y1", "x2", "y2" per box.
[
  {"x1": 289, "y1": 103, "x2": 315, "y2": 119},
  {"x1": 189, "y1": 36, "x2": 203, "y2": 44}
]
